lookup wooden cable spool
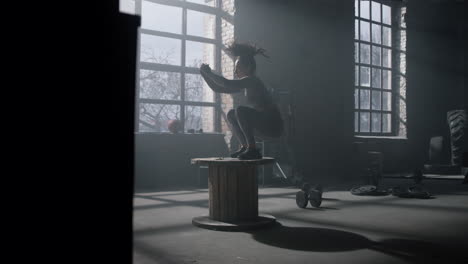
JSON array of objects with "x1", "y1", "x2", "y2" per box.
[{"x1": 191, "y1": 157, "x2": 276, "y2": 231}]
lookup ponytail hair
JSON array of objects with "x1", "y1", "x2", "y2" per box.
[
  {"x1": 224, "y1": 41, "x2": 269, "y2": 59},
  {"x1": 224, "y1": 41, "x2": 269, "y2": 74}
]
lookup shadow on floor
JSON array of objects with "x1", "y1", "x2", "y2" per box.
[
  {"x1": 370, "y1": 238, "x2": 468, "y2": 263},
  {"x1": 322, "y1": 198, "x2": 341, "y2": 201},
  {"x1": 303, "y1": 206, "x2": 339, "y2": 211},
  {"x1": 249, "y1": 223, "x2": 467, "y2": 263},
  {"x1": 249, "y1": 222, "x2": 370, "y2": 252}
]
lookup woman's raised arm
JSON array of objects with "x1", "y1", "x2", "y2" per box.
[{"x1": 200, "y1": 64, "x2": 251, "y2": 94}]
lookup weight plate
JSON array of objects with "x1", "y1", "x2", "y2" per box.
[
  {"x1": 351, "y1": 185, "x2": 377, "y2": 195},
  {"x1": 309, "y1": 190, "x2": 322, "y2": 208},
  {"x1": 296, "y1": 190, "x2": 309, "y2": 208}
]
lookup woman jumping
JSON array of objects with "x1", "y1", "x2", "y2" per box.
[{"x1": 200, "y1": 42, "x2": 283, "y2": 160}]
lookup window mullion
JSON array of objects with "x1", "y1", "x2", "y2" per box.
[
  {"x1": 214, "y1": 0, "x2": 222, "y2": 132},
  {"x1": 369, "y1": 0, "x2": 373, "y2": 133},
  {"x1": 355, "y1": 62, "x2": 391, "y2": 71},
  {"x1": 136, "y1": 0, "x2": 143, "y2": 132},
  {"x1": 358, "y1": 0, "x2": 361, "y2": 133},
  {"x1": 358, "y1": 0, "x2": 360, "y2": 18},
  {"x1": 357, "y1": 0, "x2": 361, "y2": 132},
  {"x1": 180, "y1": 7, "x2": 187, "y2": 132},
  {"x1": 381, "y1": 3, "x2": 384, "y2": 133},
  {"x1": 140, "y1": 28, "x2": 217, "y2": 44},
  {"x1": 390, "y1": 6, "x2": 395, "y2": 135}
]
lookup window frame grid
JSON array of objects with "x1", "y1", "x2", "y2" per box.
[
  {"x1": 355, "y1": 0, "x2": 396, "y2": 136},
  {"x1": 135, "y1": 0, "x2": 224, "y2": 133}
]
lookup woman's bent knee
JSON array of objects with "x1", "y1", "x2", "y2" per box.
[{"x1": 235, "y1": 106, "x2": 252, "y2": 117}]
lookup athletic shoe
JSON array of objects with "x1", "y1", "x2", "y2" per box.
[
  {"x1": 230, "y1": 146, "x2": 247, "y2": 158},
  {"x1": 238, "y1": 148, "x2": 262, "y2": 160}
]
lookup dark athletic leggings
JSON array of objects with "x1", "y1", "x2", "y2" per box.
[{"x1": 227, "y1": 106, "x2": 283, "y2": 148}]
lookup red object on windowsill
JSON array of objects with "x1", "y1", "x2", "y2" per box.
[{"x1": 167, "y1": 119, "x2": 182, "y2": 134}]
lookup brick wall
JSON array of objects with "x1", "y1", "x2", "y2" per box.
[
  {"x1": 201, "y1": 11, "x2": 216, "y2": 132},
  {"x1": 220, "y1": 0, "x2": 237, "y2": 149},
  {"x1": 199, "y1": 0, "x2": 237, "y2": 138}
]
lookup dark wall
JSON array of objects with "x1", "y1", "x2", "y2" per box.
[
  {"x1": 406, "y1": 0, "x2": 466, "y2": 168},
  {"x1": 235, "y1": 0, "x2": 354, "y2": 183},
  {"x1": 235, "y1": 0, "x2": 465, "y2": 177},
  {"x1": 465, "y1": 0, "x2": 468, "y2": 110},
  {"x1": 356, "y1": 0, "x2": 466, "y2": 173},
  {"x1": 135, "y1": 133, "x2": 229, "y2": 190}
]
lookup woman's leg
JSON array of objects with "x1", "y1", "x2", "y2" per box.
[
  {"x1": 235, "y1": 106, "x2": 263, "y2": 159},
  {"x1": 236, "y1": 106, "x2": 284, "y2": 160},
  {"x1": 236, "y1": 106, "x2": 283, "y2": 144},
  {"x1": 227, "y1": 109, "x2": 248, "y2": 156},
  {"x1": 235, "y1": 106, "x2": 257, "y2": 149}
]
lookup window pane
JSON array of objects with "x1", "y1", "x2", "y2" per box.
[
  {"x1": 371, "y1": 46, "x2": 381, "y2": 66},
  {"x1": 185, "y1": 74, "x2": 215, "y2": 102},
  {"x1": 140, "y1": 35, "x2": 181, "y2": 65},
  {"x1": 360, "y1": 21, "x2": 370, "y2": 41},
  {"x1": 360, "y1": 1, "x2": 370, "y2": 19},
  {"x1": 382, "y1": 70, "x2": 391, "y2": 89},
  {"x1": 360, "y1": 89, "x2": 370, "y2": 109},
  {"x1": 355, "y1": 19, "x2": 359, "y2": 39},
  {"x1": 382, "y1": 113, "x2": 391, "y2": 132},
  {"x1": 371, "y1": 24, "x2": 381, "y2": 44},
  {"x1": 383, "y1": 26, "x2": 391, "y2": 46},
  {"x1": 139, "y1": 104, "x2": 180, "y2": 132},
  {"x1": 382, "y1": 91, "x2": 392, "y2": 110},
  {"x1": 360, "y1": 112, "x2": 370, "y2": 132},
  {"x1": 355, "y1": 112, "x2": 359, "y2": 132},
  {"x1": 186, "y1": 41, "x2": 215, "y2": 68},
  {"x1": 360, "y1": 67, "x2": 370, "y2": 87},
  {"x1": 371, "y1": 90, "x2": 381, "y2": 110},
  {"x1": 141, "y1": 1, "x2": 182, "y2": 34},
  {"x1": 360, "y1": 44, "x2": 370, "y2": 64},
  {"x1": 355, "y1": 66, "x2": 359, "y2": 86},
  {"x1": 382, "y1": 5, "x2": 391, "y2": 25},
  {"x1": 185, "y1": 106, "x2": 215, "y2": 132},
  {"x1": 355, "y1": 89, "x2": 359, "y2": 108},
  {"x1": 372, "y1": 113, "x2": 381, "y2": 132},
  {"x1": 140, "y1": 70, "x2": 181, "y2": 100},
  {"x1": 355, "y1": 42, "x2": 359, "y2": 63},
  {"x1": 371, "y1": 68, "x2": 381, "y2": 88},
  {"x1": 187, "y1": 10, "x2": 216, "y2": 39},
  {"x1": 382, "y1": 48, "x2": 391, "y2": 68},
  {"x1": 355, "y1": 0, "x2": 359, "y2": 17},
  {"x1": 186, "y1": 0, "x2": 215, "y2": 7},
  {"x1": 371, "y1": 2, "x2": 381, "y2": 22}
]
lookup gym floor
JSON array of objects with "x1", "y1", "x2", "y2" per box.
[{"x1": 133, "y1": 177, "x2": 468, "y2": 264}]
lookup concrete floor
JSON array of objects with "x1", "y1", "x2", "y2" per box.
[{"x1": 133, "y1": 178, "x2": 468, "y2": 264}]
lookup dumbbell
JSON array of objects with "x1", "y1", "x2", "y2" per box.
[{"x1": 295, "y1": 183, "x2": 323, "y2": 208}]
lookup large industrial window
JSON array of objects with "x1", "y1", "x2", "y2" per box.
[
  {"x1": 354, "y1": 0, "x2": 406, "y2": 136},
  {"x1": 135, "y1": 0, "x2": 222, "y2": 133}
]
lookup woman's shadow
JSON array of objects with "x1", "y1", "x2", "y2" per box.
[
  {"x1": 249, "y1": 222, "x2": 369, "y2": 252},
  {"x1": 247, "y1": 222, "x2": 467, "y2": 263}
]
